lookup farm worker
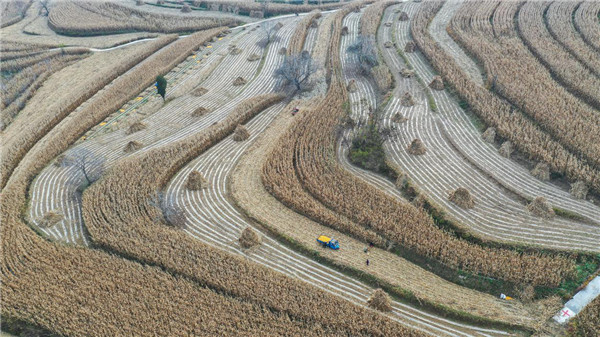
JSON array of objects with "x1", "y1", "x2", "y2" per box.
[
  {"x1": 366, "y1": 259, "x2": 370, "y2": 266},
  {"x1": 364, "y1": 247, "x2": 368, "y2": 253},
  {"x1": 500, "y1": 293, "x2": 513, "y2": 300}
]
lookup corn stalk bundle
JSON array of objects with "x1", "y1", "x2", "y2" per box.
[
  {"x1": 239, "y1": 227, "x2": 261, "y2": 249},
  {"x1": 449, "y1": 1, "x2": 600, "y2": 169},
  {"x1": 262, "y1": 1, "x2": 574, "y2": 287},
  {"x1": 527, "y1": 197, "x2": 555, "y2": 219},
  {"x1": 411, "y1": 0, "x2": 600, "y2": 194},
  {"x1": 48, "y1": 1, "x2": 239, "y2": 35},
  {"x1": 0, "y1": 34, "x2": 180, "y2": 188}
]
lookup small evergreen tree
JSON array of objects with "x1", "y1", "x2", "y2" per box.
[{"x1": 156, "y1": 75, "x2": 167, "y2": 101}]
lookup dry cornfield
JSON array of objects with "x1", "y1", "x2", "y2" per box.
[{"x1": 3, "y1": 0, "x2": 600, "y2": 335}]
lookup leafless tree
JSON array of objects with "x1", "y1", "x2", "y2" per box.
[
  {"x1": 148, "y1": 191, "x2": 187, "y2": 230},
  {"x1": 62, "y1": 148, "x2": 105, "y2": 186},
  {"x1": 274, "y1": 52, "x2": 320, "y2": 91},
  {"x1": 259, "y1": 20, "x2": 281, "y2": 47},
  {"x1": 40, "y1": 0, "x2": 50, "y2": 16},
  {"x1": 346, "y1": 34, "x2": 378, "y2": 75}
]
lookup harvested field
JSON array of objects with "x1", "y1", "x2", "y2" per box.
[{"x1": 5, "y1": 2, "x2": 600, "y2": 336}]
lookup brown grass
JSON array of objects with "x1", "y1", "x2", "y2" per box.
[
  {"x1": 527, "y1": 197, "x2": 555, "y2": 219},
  {"x1": 367, "y1": 289, "x2": 392, "y2": 312},
  {"x1": 239, "y1": 227, "x2": 261, "y2": 249},
  {"x1": 186, "y1": 170, "x2": 207, "y2": 190},
  {"x1": 407, "y1": 139, "x2": 427, "y2": 155},
  {"x1": 448, "y1": 188, "x2": 475, "y2": 209}
]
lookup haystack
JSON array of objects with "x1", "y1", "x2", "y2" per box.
[
  {"x1": 310, "y1": 20, "x2": 318, "y2": 28},
  {"x1": 124, "y1": 140, "x2": 143, "y2": 153},
  {"x1": 230, "y1": 47, "x2": 242, "y2": 55},
  {"x1": 384, "y1": 22, "x2": 392, "y2": 27},
  {"x1": 527, "y1": 196, "x2": 555, "y2": 219},
  {"x1": 347, "y1": 79, "x2": 358, "y2": 93},
  {"x1": 191, "y1": 87, "x2": 208, "y2": 96},
  {"x1": 136, "y1": 0, "x2": 144, "y2": 5},
  {"x1": 395, "y1": 173, "x2": 408, "y2": 188},
  {"x1": 233, "y1": 77, "x2": 247, "y2": 86},
  {"x1": 401, "y1": 92, "x2": 415, "y2": 107},
  {"x1": 247, "y1": 53, "x2": 260, "y2": 62},
  {"x1": 367, "y1": 289, "x2": 392, "y2": 312},
  {"x1": 157, "y1": 0, "x2": 165, "y2": 4},
  {"x1": 384, "y1": 41, "x2": 393, "y2": 48},
  {"x1": 481, "y1": 127, "x2": 496, "y2": 143},
  {"x1": 429, "y1": 76, "x2": 444, "y2": 90},
  {"x1": 499, "y1": 141, "x2": 513, "y2": 158},
  {"x1": 400, "y1": 68, "x2": 414, "y2": 78},
  {"x1": 181, "y1": 3, "x2": 191, "y2": 12},
  {"x1": 126, "y1": 122, "x2": 147, "y2": 135},
  {"x1": 192, "y1": 106, "x2": 209, "y2": 117},
  {"x1": 341, "y1": 26, "x2": 349, "y2": 36},
  {"x1": 530, "y1": 162, "x2": 550, "y2": 181},
  {"x1": 239, "y1": 227, "x2": 262, "y2": 249},
  {"x1": 405, "y1": 41, "x2": 416, "y2": 53},
  {"x1": 278, "y1": 47, "x2": 287, "y2": 55},
  {"x1": 391, "y1": 112, "x2": 408, "y2": 123},
  {"x1": 570, "y1": 181, "x2": 588, "y2": 200},
  {"x1": 449, "y1": 187, "x2": 475, "y2": 209},
  {"x1": 399, "y1": 12, "x2": 409, "y2": 21},
  {"x1": 186, "y1": 170, "x2": 207, "y2": 190},
  {"x1": 54, "y1": 154, "x2": 65, "y2": 167},
  {"x1": 407, "y1": 139, "x2": 426, "y2": 155},
  {"x1": 39, "y1": 210, "x2": 63, "y2": 228},
  {"x1": 233, "y1": 124, "x2": 250, "y2": 141}
]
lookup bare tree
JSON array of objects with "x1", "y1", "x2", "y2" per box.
[
  {"x1": 259, "y1": 20, "x2": 281, "y2": 47},
  {"x1": 347, "y1": 34, "x2": 378, "y2": 75},
  {"x1": 148, "y1": 191, "x2": 187, "y2": 230},
  {"x1": 40, "y1": 0, "x2": 50, "y2": 16},
  {"x1": 274, "y1": 52, "x2": 320, "y2": 91},
  {"x1": 62, "y1": 148, "x2": 105, "y2": 186}
]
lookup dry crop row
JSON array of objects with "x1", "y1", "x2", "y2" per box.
[
  {"x1": 0, "y1": 47, "x2": 90, "y2": 72},
  {"x1": 79, "y1": 92, "x2": 421, "y2": 336},
  {"x1": 0, "y1": 0, "x2": 32, "y2": 28},
  {"x1": 0, "y1": 34, "x2": 179, "y2": 189},
  {"x1": 0, "y1": 40, "x2": 55, "y2": 53},
  {"x1": 568, "y1": 296, "x2": 600, "y2": 337},
  {"x1": 48, "y1": 1, "x2": 238, "y2": 36},
  {"x1": 546, "y1": 1, "x2": 600, "y2": 77},
  {"x1": 1, "y1": 54, "x2": 87, "y2": 129},
  {"x1": 200, "y1": 0, "x2": 359, "y2": 16},
  {"x1": 0, "y1": 24, "x2": 420, "y2": 335},
  {"x1": 573, "y1": 1, "x2": 600, "y2": 52},
  {"x1": 263, "y1": 2, "x2": 573, "y2": 287},
  {"x1": 286, "y1": 10, "x2": 321, "y2": 55},
  {"x1": 449, "y1": 1, "x2": 600, "y2": 170},
  {"x1": 517, "y1": 1, "x2": 600, "y2": 110},
  {"x1": 416, "y1": 1, "x2": 600, "y2": 194},
  {"x1": 359, "y1": 0, "x2": 396, "y2": 36}
]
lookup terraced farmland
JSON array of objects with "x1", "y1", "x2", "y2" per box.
[{"x1": 2, "y1": 0, "x2": 599, "y2": 336}]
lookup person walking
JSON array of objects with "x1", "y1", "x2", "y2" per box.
[{"x1": 366, "y1": 259, "x2": 370, "y2": 266}]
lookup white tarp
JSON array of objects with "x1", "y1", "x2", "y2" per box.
[{"x1": 553, "y1": 275, "x2": 600, "y2": 324}]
